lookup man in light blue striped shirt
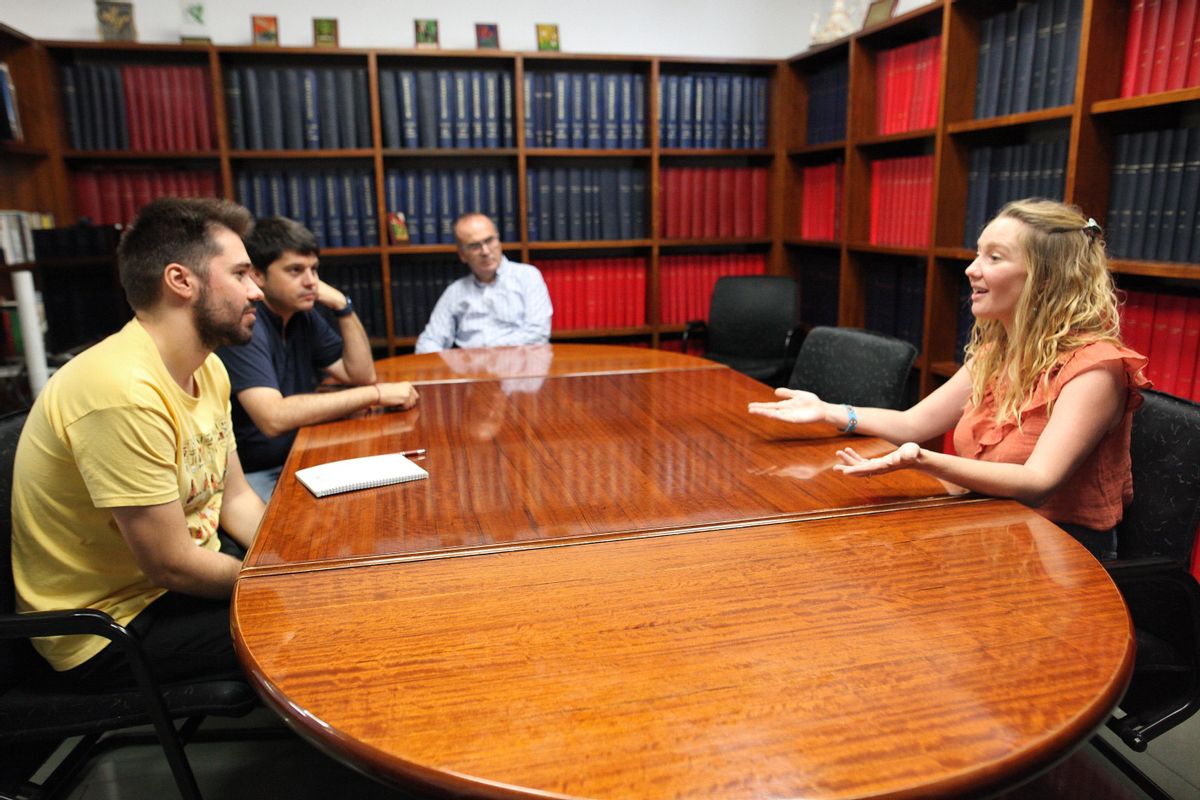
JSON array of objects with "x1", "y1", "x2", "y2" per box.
[{"x1": 414, "y1": 213, "x2": 553, "y2": 353}]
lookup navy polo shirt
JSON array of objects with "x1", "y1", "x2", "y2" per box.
[{"x1": 216, "y1": 302, "x2": 343, "y2": 472}]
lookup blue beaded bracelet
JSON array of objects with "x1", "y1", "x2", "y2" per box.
[{"x1": 841, "y1": 404, "x2": 858, "y2": 434}]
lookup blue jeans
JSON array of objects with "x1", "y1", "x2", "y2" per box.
[{"x1": 244, "y1": 465, "x2": 283, "y2": 503}]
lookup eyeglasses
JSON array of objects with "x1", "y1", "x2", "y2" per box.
[{"x1": 462, "y1": 235, "x2": 499, "y2": 254}]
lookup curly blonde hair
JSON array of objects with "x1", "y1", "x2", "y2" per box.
[{"x1": 964, "y1": 198, "x2": 1123, "y2": 425}]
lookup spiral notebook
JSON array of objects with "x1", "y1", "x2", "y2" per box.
[{"x1": 295, "y1": 452, "x2": 428, "y2": 498}]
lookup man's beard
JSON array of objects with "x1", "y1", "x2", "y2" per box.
[{"x1": 194, "y1": 283, "x2": 254, "y2": 349}]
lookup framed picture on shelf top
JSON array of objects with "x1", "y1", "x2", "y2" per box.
[
  {"x1": 415, "y1": 18, "x2": 439, "y2": 48},
  {"x1": 313, "y1": 17, "x2": 338, "y2": 47},
  {"x1": 179, "y1": 2, "x2": 209, "y2": 44},
  {"x1": 251, "y1": 14, "x2": 279, "y2": 46},
  {"x1": 475, "y1": 23, "x2": 500, "y2": 49},
  {"x1": 96, "y1": 1, "x2": 136, "y2": 42},
  {"x1": 862, "y1": 0, "x2": 898, "y2": 29},
  {"x1": 536, "y1": 23, "x2": 560, "y2": 52}
]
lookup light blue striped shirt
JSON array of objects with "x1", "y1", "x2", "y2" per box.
[{"x1": 414, "y1": 258, "x2": 553, "y2": 353}]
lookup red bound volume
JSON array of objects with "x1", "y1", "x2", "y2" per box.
[
  {"x1": 733, "y1": 167, "x2": 752, "y2": 238},
  {"x1": 750, "y1": 167, "x2": 767, "y2": 237},
  {"x1": 677, "y1": 168, "x2": 694, "y2": 239},
  {"x1": 1136, "y1": 0, "x2": 1164, "y2": 95},
  {"x1": 1176, "y1": 295, "x2": 1200, "y2": 400},
  {"x1": 717, "y1": 167, "x2": 735, "y2": 238},
  {"x1": 174, "y1": 67, "x2": 197, "y2": 151},
  {"x1": 1149, "y1": 0, "x2": 1180, "y2": 93},
  {"x1": 702, "y1": 168, "x2": 719, "y2": 238},
  {"x1": 72, "y1": 172, "x2": 102, "y2": 223},
  {"x1": 121, "y1": 66, "x2": 142, "y2": 151},
  {"x1": 1124, "y1": 0, "x2": 1148, "y2": 96},
  {"x1": 1156, "y1": 294, "x2": 1187, "y2": 394},
  {"x1": 1168, "y1": 0, "x2": 1198, "y2": 89},
  {"x1": 662, "y1": 168, "x2": 679, "y2": 238}
]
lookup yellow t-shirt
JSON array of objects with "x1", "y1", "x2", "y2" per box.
[{"x1": 12, "y1": 319, "x2": 234, "y2": 671}]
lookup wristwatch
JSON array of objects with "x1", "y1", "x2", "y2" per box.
[{"x1": 333, "y1": 296, "x2": 355, "y2": 318}]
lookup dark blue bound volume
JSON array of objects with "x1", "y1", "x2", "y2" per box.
[
  {"x1": 435, "y1": 70, "x2": 454, "y2": 149},
  {"x1": 261, "y1": 68, "x2": 285, "y2": 150},
  {"x1": 379, "y1": 69, "x2": 402, "y2": 148},
  {"x1": 340, "y1": 170, "x2": 362, "y2": 247},
  {"x1": 282, "y1": 69, "x2": 304, "y2": 150},
  {"x1": 223, "y1": 67, "x2": 244, "y2": 151},
  {"x1": 317, "y1": 69, "x2": 339, "y2": 149},
  {"x1": 416, "y1": 70, "x2": 438, "y2": 147},
  {"x1": 570, "y1": 72, "x2": 586, "y2": 148},
  {"x1": 483, "y1": 70, "x2": 500, "y2": 148},
  {"x1": 453, "y1": 71, "x2": 471, "y2": 148},
  {"x1": 323, "y1": 170, "x2": 344, "y2": 247},
  {"x1": 300, "y1": 69, "x2": 320, "y2": 149},
  {"x1": 500, "y1": 72, "x2": 515, "y2": 146},
  {"x1": 399, "y1": 70, "x2": 420, "y2": 148}
]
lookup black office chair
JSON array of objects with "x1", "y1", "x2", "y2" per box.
[
  {"x1": 1091, "y1": 390, "x2": 1200, "y2": 800},
  {"x1": 787, "y1": 326, "x2": 918, "y2": 409},
  {"x1": 681, "y1": 275, "x2": 802, "y2": 386},
  {"x1": 0, "y1": 409, "x2": 264, "y2": 800}
]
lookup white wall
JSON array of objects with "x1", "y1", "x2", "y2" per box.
[{"x1": 0, "y1": 0, "x2": 935, "y2": 59}]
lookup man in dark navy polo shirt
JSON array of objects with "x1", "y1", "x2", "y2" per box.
[{"x1": 216, "y1": 217, "x2": 419, "y2": 501}]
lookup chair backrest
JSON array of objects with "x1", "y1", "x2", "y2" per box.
[
  {"x1": 1117, "y1": 390, "x2": 1200, "y2": 563},
  {"x1": 1, "y1": 410, "x2": 31, "y2": 693},
  {"x1": 706, "y1": 275, "x2": 798, "y2": 359},
  {"x1": 787, "y1": 326, "x2": 918, "y2": 409}
]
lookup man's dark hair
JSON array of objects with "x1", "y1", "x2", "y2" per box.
[
  {"x1": 117, "y1": 197, "x2": 254, "y2": 311},
  {"x1": 244, "y1": 216, "x2": 320, "y2": 272}
]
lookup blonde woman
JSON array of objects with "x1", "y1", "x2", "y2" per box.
[{"x1": 749, "y1": 199, "x2": 1150, "y2": 559}]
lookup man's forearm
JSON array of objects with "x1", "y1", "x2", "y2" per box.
[
  {"x1": 337, "y1": 313, "x2": 377, "y2": 384},
  {"x1": 244, "y1": 385, "x2": 380, "y2": 437}
]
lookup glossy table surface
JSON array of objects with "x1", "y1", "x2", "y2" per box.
[{"x1": 233, "y1": 345, "x2": 1133, "y2": 799}]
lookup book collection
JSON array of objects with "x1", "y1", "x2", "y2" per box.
[
  {"x1": 234, "y1": 167, "x2": 378, "y2": 249},
  {"x1": 59, "y1": 63, "x2": 214, "y2": 151},
  {"x1": 874, "y1": 35, "x2": 941, "y2": 134},
  {"x1": 388, "y1": 259, "x2": 469, "y2": 338},
  {"x1": 798, "y1": 162, "x2": 842, "y2": 240},
  {"x1": 1122, "y1": 289, "x2": 1200, "y2": 402},
  {"x1": 869, "y1": 155, "x2": 934, "y2": 247},
  {"x1": 799, "y1": 261, "x2": 840, "y2": 330},
  {"x1": 804, "y1": 60, "x2": 847, "y2": 145},
  {"x1": 383, "y1": 166, "x2": 519, "y2": 245},
  {"x1": 317, "y1": 261, "x2": 390, "y2": 338},
  {"x1": 526, "y1": 166, "x2": 648, "y2": 241},
  {"x1": 539, "y1": 257, "x2": 647, "y2": 330},
  {"x1": 0, "y1": 62, "x2": 24, "y2": 141},
  {"x1": 659, "y1": 253, "x2": 767, "y2": 325},
  {"x1": 1105, "y1": 125, "x2": 1200, "y2": 263},
  {"x1": 1121, "y1": 0, "x2": 1200, "y2": 96},
  {"x1": 961, "y1": 136, "x2": 1069, "y2": 247},
  {"x1": 974, "y1": 0, "x2": 1083, "y2": 119},
  {"x1": 223, "y1": 65, "x2": 372, "y2": 151},
  {"x1": 657, "y1": 72, "x2": 771, "y2": 149},
  {"x1": 379, "y1": 68, "x2": 515, "y2": 149},
  {"x1": 0, "y1": 210, "x2": 55, "y2": 267},
  {"x1": 658, "y1": 166, "x2": 769, "y2": 239},
  {"x1": 864, "y1": 260, "x2": 925, "y2": 353},
  {"x1": 73, "y1": 168, "x2": 219, "y2": 226},
  {"x1": 525, "y1": 71, "x2": 645, "y2": 149}
]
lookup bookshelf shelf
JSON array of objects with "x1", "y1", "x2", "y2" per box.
[
  {"x1": 385, "y1": 244, "x2": 457, "y2": 255},
  {"x1": 847, "y1": 242, "x2": 932, "y2": 257},
  {"x1": 1090, "y1": 87, "x2": 1200, "y2": 118},
  {"x1": 0, "y1": 142, "x2": 48, "y2": 158},
  {"x1": 382, "y1": 148, "x2": 520, "y2": 158},
  {"x1": 228, "y1": 149, "x2": 375, "y2": 159},
  {"x1": 660, "y1": 237, "x2": 771, "y2": 247},
  {"x1": 659, "y1": 148, "x2": 774, "y2": 157},
  {"x1": 527, "y1": 239, "x2": 655, "y2": 250},
  {"x1": 784, "y1": 238, "x2": 841, "y2": 249},
  {"x1": 63, "y1": 150, "x2": 222, "y2": 160},
  {"x1": 526, "y1": 149, "x2": 652, "y2": 157},
  {"x1": 1109, "y1": 260, "x2": 1200, "y2": 282},
  {"x1": 945, "y1": 107, "x2": 1075, "y2": 135},
  {"x1": 855, "y1": 129, "x2": 936, "y2": 147},
  {"x1": 787, "y1": 142, "x2": 845, "y2": 158}
]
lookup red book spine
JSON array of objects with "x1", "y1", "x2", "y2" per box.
[
  {"x1": 1168, "y1": 0, "x2": 1198, "y2": 88},
  {"x1": 660, "y1": 256, "x2": 674, "y2": 325},
  {"x1": 799, "y1": 166, "x2": 812, "y2": 238},
  {"x1": 1157, "y1": 294, "x2": 1187, "y2": 394},
  {"x1": 690, "y1": 167, "x2": 705, "y2": 238},
  {"x1": 920, "y1": 155, "x2": 934, "y2": 247},
  {"x1": 924, "y1": 37, "x2": 941, "y2": 129},
  {"x1": 72, "y1": 172, "x2": 102, "y2": 222},
  {"x1": 899, "y1": 41, "x2": 918, "y2": 132},
  {"x1": 1145, "y1": 292, "x2": 1170, "y2": 387},
  {"x1": 677, "y1": 168, "x2": 693, "y2": 239},
  {"x1": 870, "y1": 161, "x2": 881, "y2": 244},
  {"x1": 1124, "y1": 0, "x2": 1148, "y2": 96},
  {"x1": 1176, "y1": 296, "x2": 1200, "y2": 400},
  {"x1": 1189, "y1": 7, "x2": 1200, "y2": 85},
  {"x1": 96, "y1": 172, "x2": 120, "y2": 225},
  {"x1": 750, "y1": 167, "x2": 767, "y2": 237},
  {"x1": 876, "y1": 47, "x2": 892, "y2": 135},
  {"x1": 121, "y1": 66, "x2": 141, "y2": 151},
  {"x1": 130, "y1": 170, "x2": 153, "y2": 211},
  {"x1": 833, "y1": 162, "x2": 843, "y2": 239},
  {"x1": 717, "y1": 167, "x2": 735, "y2": 238},
  {"x1": 702, "y1": 168, "x2": 719, "y2": 238},
  {"x1": 734, "y1": 167, "x2": 752, "y2": 238},
  {"x1": 192, "y1": 67, "x2": 213, "y2": 150},
  {"x1": 1137, "y1": 0, "x2": 1164, "y2": 95},
  {"x1": 661, "y1": 168, "x2": 674, "y2": 238},
  {"x1": 635, "y1": 258, "x2": 646, "y2": 328},
  {"x1": 1150, "y1": 0, "x2": 1179, "y2": 93},
  {"x1": 175, "y1": 67, "x2": 197, "y2": 151}
]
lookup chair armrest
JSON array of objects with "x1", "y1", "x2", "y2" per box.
[
  {"x1": 681, "y1": 320, "x2": 706, "y2": 354},
  {"x1": 0, "y1": 607, "x2": 127, "y2": 642},
  {"x1": 1101, "y1": 556, "x2": 1186, "y2": 578}
]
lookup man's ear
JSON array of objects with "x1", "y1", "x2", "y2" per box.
[{"x1": 163, "y1": 262, "x2": 199, "y2": 302}]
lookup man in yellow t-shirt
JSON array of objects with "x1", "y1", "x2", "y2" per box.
[{"x1": 11, "y1": 197, "x2": 267, "y2": 688}]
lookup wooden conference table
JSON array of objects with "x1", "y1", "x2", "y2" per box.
[{"x1": 232, "y1": 344, "x2": 1133, "y2": 800}]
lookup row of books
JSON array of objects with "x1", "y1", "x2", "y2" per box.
[
  {"x1": 1106, "y1": 126, "x2": 1200, "y2": 264},
  {"x1": 961, "y1": 137, "x2": 1069, "y2": 247},
  {"x1": 659, "y1": 253, "x2": 767, "y2": 325},
  {"x1": 805, "y1": 60, "x2": 847, "y2": 145},
  {"x1": 799, "y1": 261, "x2": 840, "y2": 330},
  {"x1": 864, "y1": 260, "x2": 925, "y2": 353},
  {"x1": 1, "y1": 62, "x2": 25, "y2": 142},
  {"x1": 223, "y1": 66, "x2": 372, "y2": 152},
  {"x1": 526, "y1": 166, "x2": 648, "y2": 241},
  {"x1": 798, "y1": 162, "x2": 842, "y2": 241},
  {"x1": 657, "y1": 72, "x2": 770, "y2": 150},
  {"x1": 875, "y1": 35, "x2": 941, "y2": 135},
  {"x1": 60, "y1": 63, "x2": 214, "y2": 152},
  {"x1": 525, "y1": 71, "x2": 645, "y2": 149},
  {"x1": 974, "y1": 0, "x2": 1083, "y2": 119},
  {"x1": 73, "y1": 169, "x2": 219, "y2": 227},
  {"x1": 380, "y1": 68, "x2": 515, "y2": 150},
  {"x1": 388, "y1": 259, "x2": 470, "y2": 338},
  {"x1": 1121, "y1": 0, "x2": 1200, "y2": 97},
  {"x1": 0, "y1": 210, "x2": 55, "y2": 266},
  {"x1": 540, "y1": 257, "x2": 647, "y2": 330},
  {"x1": 383, "y1": 167, "x2": 519, "y2": 246},
  {"x1": 234, "y1": 168, "x2": 378, "y2": 250},
  {"x1": 869, "y1": 155, "x2": 934, "y2": 248},
  {"x1": 659, "y1": 167, "x2": 769, "y2": 240},
  {"x1": 1122, "y1": 289, "x2": 1200, "y2": 402}
]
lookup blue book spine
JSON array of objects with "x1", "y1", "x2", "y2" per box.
[
  {"x1": 526, "y1": 169, "x2": 540, "y2": 241},
  {"x1": 248, "y1": 171, "x2": 267, "y2": 216},
  {"x1": 618, "y1": 74, "x2": 634, "y2": 148},
  {"x1": 599, "y1": 169, "x2": 620, "y2": 239},
  {"x1": 551, "y1": 167, "x2": 569, "y2": 240},
  {"x1": 617, "y1": 167, "x2": 633, "y2": 239},
  {"x1": 753, "y1": 76, "x2": 769, "y2": 147},
  {"x1": 1011, "y1": 1, "x2": 1038, "y2": 114},
  {"x1": 323, "y1": 171, "x2": 345, "y2": 247},
  {"x1": 317, "y1": 69, "x2": 339, "y2": 149},
  {"x1": 1029, "y1": 0, "x2": 1055, "y2": 110},
  {"x1": 522, "y1": 72, "x2": 535, "y2": 146},
  {"x1": 281, "y1": 69, "x2": 304, "y2": 150},
  {"x1": 359, "y1": 172, "x2": 378, "y2": 245},
  {"x1": 603, "y1": 74, "x2": 620, "y2": 149},
  {"x1": 300, "y1": 69, "x2": 320, "y2": 149},
  {"x1": 452, "y1": 170, "x2": 468, "y2": 219},
  {"x1": 403, "y1": 167, "x2": 423, "y2": 244},
  {"x1": 337, "y1": 70, "x2": 357, "y2": 150},
  {"x1": 633, "y1": 73, "x2": 646, "y2": 148},
  {"x1": 385, "y1": 168, "x2": 401, "y2": 219},
  {"x1": 585, "y1": 73, "x2": 603, "y2": 148},
  {"x1": 436, "y1": 70, "x2": 455, "y2": 148},
  {"x1": 728, "y1": 74, "x2": 744, "y2": 149},
  {"x1": 267, "y1": 170, "x2": 287, "y2": 216},
  {"x1": 420, "y1": 169, "x2": 437, "y2": 243},
  {"x1": 679, "y1": 75, "x2": 695, "y2": 148},
  {"x1": 662, "y1": 74, "x2": 679, "y2": 148},
  {"x1": 631, "y1": 169, "x2": 646, "y2": 237},
  {"x1": 416, "y1": 70, "x2": 438, "y2": 147},
  {"x1": 713, "y1": 74, "x2": 731, "y2": 148},
  {"x1": 286, "y1": 173, "x2": 306, "y2": 222},
  {"x1": 537, "y1": 166, "x2": 552, "y2": 239},
  {"x1": 483, "y1": 71, "x2": 500, "y2": 148},
  {"x1": 1057, "y1": 0, "x2": 1083, "y2": 107},
  {"x1": 353, "y1": 69, "x2": 371, "y2": 147},
  {"x1": 235, "y1": 171, "x2": 252, "y2": 211},
  {"x1": 570, "y1": 72, "x2": 586, "y2": 148},
  {"x1": 379, "y1": 69, "x2": 402, "y2": 148},
  {"x1": 483, "y1": 168, "x2": 499, "y2": 225},
  {"x1": 701, "y1": 75, "x2": 717, "y2": 148},
  {"x1": 304, "y1": 172, "x2": 326, "y2": 245},
  {"x1": 469, "y1": 70, "x2": 484, "y2": 147},
  {"x1": 242, "y1": 67, "x2": 264, "y2": 150},
  {"x1": 261, "y1": 68, "x2": 283, "y2": 149},
  {"x1": 553, "y1": 72, "x2": 571, "y2": 148},
  {"x1": 499, "y1": 71, "x2": 515, "y2": 146},
  {"x1": 223, "y1": 68, "x2": 245, "y2": 150},
  {"x1": 437, "y1": 170, "x2": 456, "y2": 243},
  {"x1": 398, "y1": 70, "x2": 419, "y2": 148},
  {"x1": 567, "y1": 167, "x2": 584, "y2": 240},
  {"x1": 453, "y1": 71, "x2": 471, "y2": 148},
  {"x1": 500, "y1": 169, "x2": 516, "y2": 242},
  {"x1": 1174, "y1": 129, "x2": 1199, "y2": 262}
]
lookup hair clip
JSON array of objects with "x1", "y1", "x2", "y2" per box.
[{"x1": 1083, "y1": 217, "x2": 1102, "y2": 238}]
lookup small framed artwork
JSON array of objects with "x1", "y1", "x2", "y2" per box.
[
  {"x1": 313, "y1": 17, "x2": 338, "y2": 47},
  {"x1": 475, "y1": 23, "x2": 500, "y2": 49},
  {"x1": 96, "y1": 1, "x2": 137, "y2": 42},
  {"x1": 251, "y1": 14, "x2": 279, "y2": 46},
  {"x1": 180, "y1": 2, "x2": 210, "y2": 44},
  {"x1": 414, "y1": 18, "x2": 439, "y2": 49},
  {"x1": 536, "y1": 23, "x2": 560, "y2": 52},
  {"x1": 862, "y1": 0, "x2": 898, "y2": 30}
]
